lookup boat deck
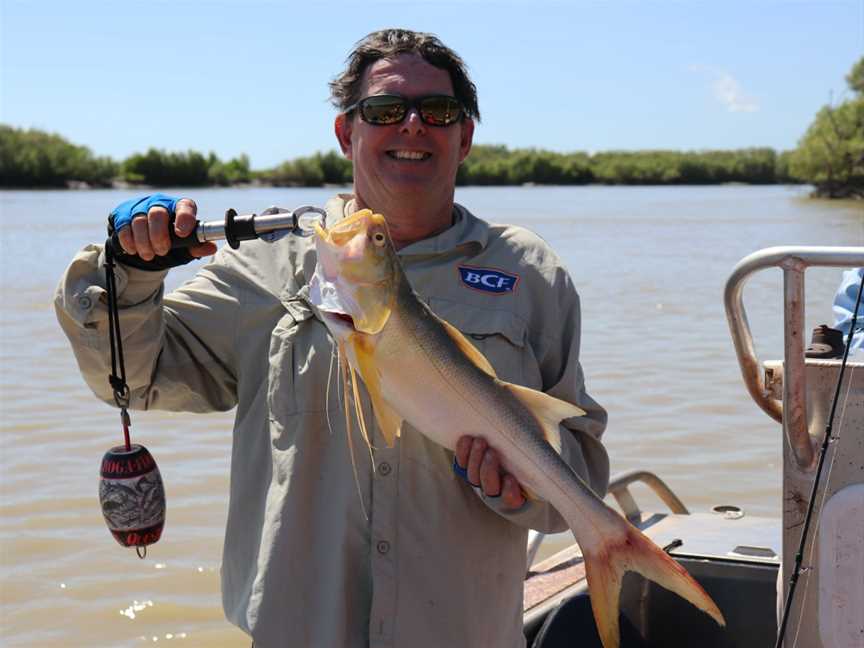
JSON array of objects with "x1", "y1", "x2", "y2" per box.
[{"x1": 523, "y1": 511, "x2": 782, "y2": 647}]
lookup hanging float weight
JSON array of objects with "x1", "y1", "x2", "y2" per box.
[{"x1": 99, "y1": 444, "x2": 165, "y2": 550}]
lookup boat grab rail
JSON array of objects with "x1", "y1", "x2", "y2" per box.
[
  {"x1": 526, "y1": 469, "x2": 687, "y2": 568},
  {"x1": 723, "y1": 245, "x2": 864, "y2": 469},
  {"x1": 606, "y1": 469, "x2": 689, "y2": 520}
]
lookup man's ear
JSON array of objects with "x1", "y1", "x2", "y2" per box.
[
  {"x1": 334, "y1": 113, "x2": 353, "y2": 160},
  {"x1": 458, "y1": 117, "x2": 475, "y2": 163}
]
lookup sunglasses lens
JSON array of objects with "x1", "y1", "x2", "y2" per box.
[
  {"x1": 360, "y1": 96, "x2": 407, "y2": 124},
  {"x1": 356, "y1": 95, "x2": 464, "y2": 126},
  {"x1": 419, "y1": 97, "x2": 463, "y2": 126}
]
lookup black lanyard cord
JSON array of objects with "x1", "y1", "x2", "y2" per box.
[
  {"x1": 775, "y1": 268, "x2": 864, "y2": 648},
  {"x1": 103, "y1": 241, "x2": 132, "y2": 450}
]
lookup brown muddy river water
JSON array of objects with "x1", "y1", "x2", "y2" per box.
[{"x1": 1, "y1": 185, "x2": 861, "y2": 646}]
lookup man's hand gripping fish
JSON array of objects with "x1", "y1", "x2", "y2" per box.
[{"x1": 309, "y1": 209, "x2": 725, "y2": 648}]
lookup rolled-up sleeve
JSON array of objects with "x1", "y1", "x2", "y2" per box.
[{"x1": 55, "y1": 244, "x2": 239, "y2": 413}]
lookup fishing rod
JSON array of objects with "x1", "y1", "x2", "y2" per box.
[
  {"x1": 774, "y1": 268, "x2": 864, "y2": 648},
  {"x1": 98, "y1": 204, "x2": 327, "y2": 557}
]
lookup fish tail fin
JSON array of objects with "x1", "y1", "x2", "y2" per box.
[{"x1": 578, "y1": 519, "x2": 725, "y2": 648}]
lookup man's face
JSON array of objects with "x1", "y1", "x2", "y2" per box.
[{"x1": 335, "y1": 53, "x2": 474, "y2": 213}]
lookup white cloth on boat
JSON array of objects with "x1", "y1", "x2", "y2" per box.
[
  {"x1": 834, "y1": 267, "x2": 864, "y2": 354},
  {"x1": 55, "y1": 194, "x2": 608, "y2": 648}
]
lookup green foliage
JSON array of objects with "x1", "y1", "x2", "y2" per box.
[
  {"x1": 259, "y1": 156, "x2": 324, "y2": 187},
  {"x1": 257, "y1": 151, "x2": 352, "y2": 187},
  {"x1": 316, "y1": 150, "x2": 353, "y2": 184},
  {"x1": 0, "y1": 125, "x2": 810, "y2": 190},
  {"x1": 789, "y1": 99, "x2": 864, "y2": 197},
  {"x1": 790, "y1": 57, "x2": 864, "y2": 198},
  {"x1": 458, "y1": 145, "x2": 787, "y2": 186},
  {"x1": 123, "y1": 149, "x2": 211, "y2": 186},
  {"x1": 846, "y1": 56, "x2": 864, "y2": 95},
  {"x1": 122, "y1": 149, "x2": 255, "y2": 187},
  {"x1": 0, "y1": 125, "x2": 117, "y2": 187},
  {"x1": 458, "y1": 145, "x2": 593, "y2": 185},
  {"x1": 208, "y1": 153, "x2": 251, "y2": 186},
  {"x1": 775, "y1": 150, "x2": 797, "y2": 183}
]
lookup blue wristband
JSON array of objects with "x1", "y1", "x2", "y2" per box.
[
  {"x1": 451, "y1": 457, "x2": 490, "y2": 491},
  {"x1": 452, "y1": 456, "x2": 469, "y2": 480}
]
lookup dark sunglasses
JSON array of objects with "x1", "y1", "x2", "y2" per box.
[{"x1": 345, "y1": 94, "x2": 464, "y2": 127}]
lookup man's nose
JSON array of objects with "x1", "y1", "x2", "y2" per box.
[{"x1": 400, "y1": 108, "x2": 426, "y2": 135}]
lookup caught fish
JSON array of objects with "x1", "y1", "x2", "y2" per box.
[{"x1": 309, "y1": 209, "x2": 725, "y2": 648}]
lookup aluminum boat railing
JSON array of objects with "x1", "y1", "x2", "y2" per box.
[
  {"x1": 526, "y1": 469, "x2": 687, "y2": 569},
  {"x1": 723, "y1": 245, "x2": 864, "y2": 469}
]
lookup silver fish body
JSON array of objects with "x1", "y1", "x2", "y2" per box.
[{"x1": 311, "y1": 209, "x2": 725, "y2": 648}]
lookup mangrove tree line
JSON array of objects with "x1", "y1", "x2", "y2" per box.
[
  {"x1": 0, "y1": 128, "x2": 801, "y2": 189},
  {"x1": 788, "y1": 56, "x2": 864, "y2": 198},
  {"x1": 2, "y1": 54, "x2": 861, "y2": 195}
]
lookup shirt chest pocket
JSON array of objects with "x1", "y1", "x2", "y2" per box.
[
  {"x1": 267, "y1": 299, "x2": 341, "y2": 421},
  {"x1": 428, "y1": 297, "x2": 542, "y2": 390}
]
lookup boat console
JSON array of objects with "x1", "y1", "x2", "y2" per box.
[{"x1": 523, "y1": 246, "x2": 864, "y2": 648}]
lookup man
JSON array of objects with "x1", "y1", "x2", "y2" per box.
[{"x1": 56, "y1": 29, "x2": 608, "y2": 648}]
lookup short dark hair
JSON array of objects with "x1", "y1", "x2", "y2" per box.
[{"x1": 329, "y1": 29, "x2": 480, "y2": 121}]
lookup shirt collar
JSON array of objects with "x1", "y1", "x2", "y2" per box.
[{"x1": 323, "y1": 194, "x2": 489, "y2": 255}]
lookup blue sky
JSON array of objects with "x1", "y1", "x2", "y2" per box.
[{"x1": 2, "y1": 0, "x2": 861, "y2": 168}]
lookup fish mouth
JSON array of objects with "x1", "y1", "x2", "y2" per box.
[
  {"x1": 386, "y1": 150, "x2": 431, "y2": 161},
  {"x1": 322, "y1": 310, "x2": 357, "y2": 332}
]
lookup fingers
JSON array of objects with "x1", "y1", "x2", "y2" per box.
[
  {"x1": 479, "y1": 447, "x2": 502, "y2": 497},
  {"x1": 148, "y1": 206, "x2": 171, "y2": 256},
  {"x1": 455, "y1": 436, "x2": 472, "y2": 471},
  {"x1": 174, "y1": 198, "x2": 198, "y2": 237},
  {"x1": 190, "y1": 242, "x2": 218, "y2": 258},
  {"x1": 130, "y1": 214, "x2": 154, "y2": 260},
  {"x1": 117, "y1": 198, "x2": 207, "y2": 261},
  {"x1": 456, "y1": 436, "x2": 526, "y2": 508},
  {"x1": 501, "y1": 474, "x2": 526, "y2": 509},
  {"x1": 466, "y1": 437, "x2": 487, "y2": 486},
  {"x1": 117, "y1": 225, "x2": 137, "y2": 256}
]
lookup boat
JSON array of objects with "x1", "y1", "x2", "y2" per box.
[{"x1": 522, "y1": 246, "x2": 864, "y2": 648}]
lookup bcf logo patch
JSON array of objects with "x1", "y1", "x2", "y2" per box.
[{"x1": 458, "y1": 266, "x2": 519, "y2": 294}]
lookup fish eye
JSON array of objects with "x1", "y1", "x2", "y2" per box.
[{"x1": 372, "y1": 231, "x2": 386, "y2": 247}]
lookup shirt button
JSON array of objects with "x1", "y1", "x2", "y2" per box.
[
  {"x1": 376, "y1": 540, "x2": 390, "y2": 555},
  {"x1": 78, "y1": 295, "x2": 92, "y2": 310},
  {"x1": 378, "y1": 462, "x2": 392, "y2": 476}
]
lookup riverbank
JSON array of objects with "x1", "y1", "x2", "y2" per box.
[{"x1": 3, "y1": 125, "x2": 808, "y2": 190}]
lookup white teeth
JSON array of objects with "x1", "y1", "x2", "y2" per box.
[{"x1": 389, "y1": 150, "x2": 430, "y2": 160}]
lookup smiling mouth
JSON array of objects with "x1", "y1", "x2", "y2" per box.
[{"x1": 387, "y1": 150, "x2": 431, "y2": 161}]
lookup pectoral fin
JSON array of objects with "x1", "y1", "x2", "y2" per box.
[
  {"x1": 368, "y1": 395, "x2": 403, "y2": 448},
  {"x1": 500, "y1": 382, "x2": 586, "y2": 455},
  {"x1": 440, "y1": 319, "x2": 497, "y2": 378},
  {"x1": 350, "y1": 337, "x2": 403, "y2": 447}
]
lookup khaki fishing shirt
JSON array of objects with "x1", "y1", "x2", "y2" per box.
[{"x1": 56, "y1": 195, "x2": 609, "y2": 648}]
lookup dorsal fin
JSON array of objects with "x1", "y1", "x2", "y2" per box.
[
  {"x1": 439, "y1": 319, "x2": 497, "y2": 378},
  {"x1": 500, "y1": 382, "x2": 586, "y2": 455}
]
